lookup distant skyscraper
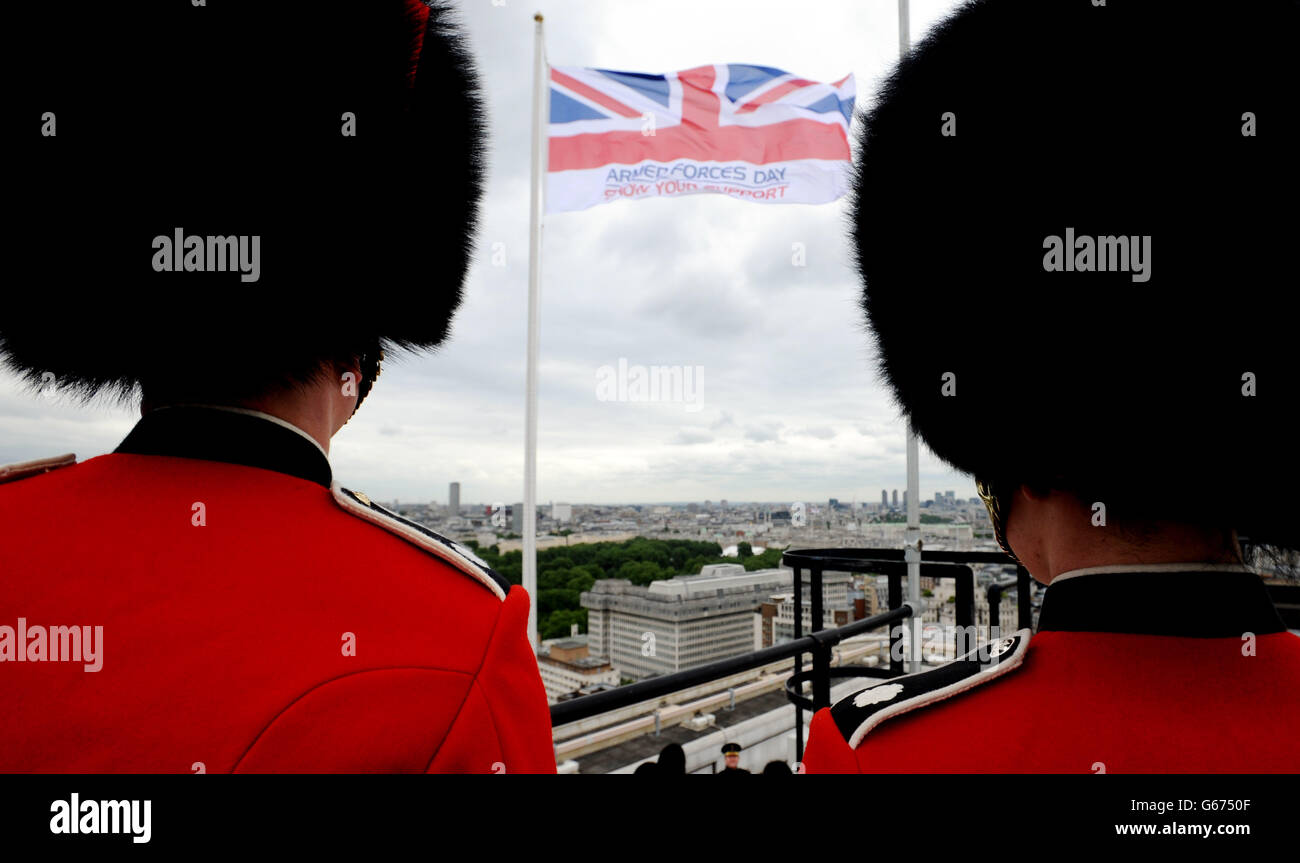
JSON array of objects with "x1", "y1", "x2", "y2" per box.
[
  {"x1": 892, "y1": 489, "x2": 899, "y2": 508},
  {"x1": 511, "y1": 502, "x2": 524, "y2": 533},
  {"x1": 903, "y1": 490, "x2": 908, "y2": 508},
  {"x1": 449, "y1": 482, "x2": 460, "y2": 516},
  {"x1": 881, "y1": 490, "x2": 888, "y2": 508}
]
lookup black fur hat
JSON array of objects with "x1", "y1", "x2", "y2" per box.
[
  {"x1": 852, "y1": 0, "x2": 1298, "y2": 547},
  {"x1": 4, "y1": 1, "x2": 486, "y2": 402}
]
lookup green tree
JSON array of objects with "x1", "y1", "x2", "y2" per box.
[
  {"x1": 616, "y1": 560, "x2": 666, "y2": 586},
  {"x1": 540, "y1": 609, "x2": 588, "y2": 641},
  {"x1": 565, "y1": 571, "x2": 596, "y2": 592},
  {"x1": 538, "y1": 588, "x2": 580, "y2": 616},
  {"x1": 743, "y1": 547, "x2": 784, "y2": 570}
]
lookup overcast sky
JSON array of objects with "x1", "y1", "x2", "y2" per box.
[{"x1": 0, "y1": 0, "x2": 977, "y2": 507}]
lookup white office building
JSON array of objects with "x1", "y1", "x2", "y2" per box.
[{"x1": 582, "y1": 565, "x2": 795, "y2": 680}]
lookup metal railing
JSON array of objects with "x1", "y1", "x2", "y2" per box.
[
  {"x1": 780, "y1": 548, "x2": 1028, "y2": 759},
  {"x1": 549, "y1": 547, "x2": 1028, "y2": 759},
  {"x1": 548, "y1": 603, "x2": 914, "y2": 727}
]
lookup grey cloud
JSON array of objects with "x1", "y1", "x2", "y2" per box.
[
  {"x1": 672, "y1": 430, "x2": 715, "y2": 446},
  {"x1": 744, "y1": 424, "x2": 783, "y2": 443}
]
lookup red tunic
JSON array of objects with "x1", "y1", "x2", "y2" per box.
[
  {"x1": 0, "y1": 406, "x2": 556, "y2": 773},
  {"x1": 803, "y1": 567, "x2": 1300, "y2": 773}
]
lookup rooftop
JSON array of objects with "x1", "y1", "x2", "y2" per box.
[{"x1": 572, "y1": 690, "x2": 791, "y2": 774}]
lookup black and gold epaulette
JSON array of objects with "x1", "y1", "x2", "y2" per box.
[
  {"x1": 0, "y1": 453, "x2": 76, "y2": 485},
  {"x1": 332, "y1": 485, "x2": 511, "y2": 600},
  {"x1": 830, "y1": 629, "x2": 1031, "y2": 749}
]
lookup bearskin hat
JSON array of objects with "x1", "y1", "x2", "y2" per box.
[
  {"x1": 852, "y1": 0, "x2": 1298, "y2": 548},
  {"x1": 3, "y1": 1, "x2": 486, "y2": 402}
]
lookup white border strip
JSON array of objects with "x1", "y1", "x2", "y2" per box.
[{"x1": 1052, "y1": 563, "x2": 1253, "y2": 584}]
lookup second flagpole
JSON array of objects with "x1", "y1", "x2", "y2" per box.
[
  {"x1": 897, "y1": 0, "x2": 923, "y2": 674},
  {"x1": 524, "y1": 12, "x2": 549, "y2": 651}
]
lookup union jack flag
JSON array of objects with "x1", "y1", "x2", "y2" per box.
[{"x1": 547, "y1": 64, "x2": 855, "y2": 212}]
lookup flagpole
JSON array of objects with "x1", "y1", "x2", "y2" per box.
[
  {"x1": 897, "y1": 0, "x2": 923, "y2": 674},
  {"x1": 524, "y1": 11, "x2": 549, "y2": 651}
]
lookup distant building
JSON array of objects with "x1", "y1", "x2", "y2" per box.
[
  {"x1": 976, "y1": 587, "x2": 1024, "y2": 638},
  {"x1": 552, "y1": 502, "x2": 572, "y2": 523},
  {"x1": 855, "y1": 522, "x2": 974, "y2": 543},
  {"x1": 448, "y1": 482, "x2": 460, "y2": 516},
  {"x1": 582, "y1": 565, "x2": 794, "y2": 680},
  {"x1": 773, "y1": 602, "x2": 854, "y2": 643},
  {"x1": 771, "y1": 571, "x2": 854, "y2": 643},
  {"x1": 872, "y1": 575, "x2": 890, "y2": 613},
  {"x1": 511, "y1": 501, "x2": 524, "y2": 533},
  {"x1": 881, "y1": 490, "x2": 889, "y2": 508},
  {"x1": 538, "y1": 638, "x2": 621, "y2": 704},
  {"x1": 892, "y1": 489, "x2": 899, "y2": 508},
  {"x1": 756, "y1": 572, "x2": 876, "y2": 647}
]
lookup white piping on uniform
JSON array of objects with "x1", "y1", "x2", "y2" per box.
[{"x1": 1051, "y1": 562, "x2": 1253, "y2": 584}]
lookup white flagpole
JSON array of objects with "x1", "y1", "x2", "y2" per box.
[
  {"x1": 524, "y1": 12, "x2": 549, "y2": 651},
  {"x1": 897, "y1": 0, "x2": 923, "y2": 674}
]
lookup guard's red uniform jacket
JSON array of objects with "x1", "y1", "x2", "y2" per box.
[
  {"x1": 803, "y1": 567, "x2": 1300, "y2": 773},
  {"x1": 0, "y1": 405, "x2": 556, "y2": 773}
]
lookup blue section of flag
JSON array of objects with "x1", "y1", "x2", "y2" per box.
[
  {"x1": 550, "y1": 88, "x2": 607, "y2": 123},
  {"x1": 595, "y1": 69, "x2": 671, "y2": 108},
  {"x1": 803, "y1": 92, "x2": 856, "y2": 124},
  {"x1": 724, "y1": 64, "x2": 787, "y2": 103}
]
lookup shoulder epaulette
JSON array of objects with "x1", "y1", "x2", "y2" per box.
[
  {"x1": 830, "y1": 629, "x2": 1031, "y2": 749},
  {"x1": 332, "y1": 484, "x2": 511, "y2": 600},
  {"x1": 0, "y1": 453, "x2": 76, "y2": 486}
]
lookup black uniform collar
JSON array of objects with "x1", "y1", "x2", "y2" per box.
[
  {"x1": 1037, "y1": 565, "x2": 1285, "y2": 637},
  {"x1": 115, "y1": 404, "x2": 332, "y2": 489}
]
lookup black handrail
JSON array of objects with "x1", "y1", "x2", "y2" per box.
[
  {"x1": 549, "y1": 604, "x2": 913, "y2": 727},
  {"x1": 782, "y1": 548, "x2": 1017, "y2": 567}
]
